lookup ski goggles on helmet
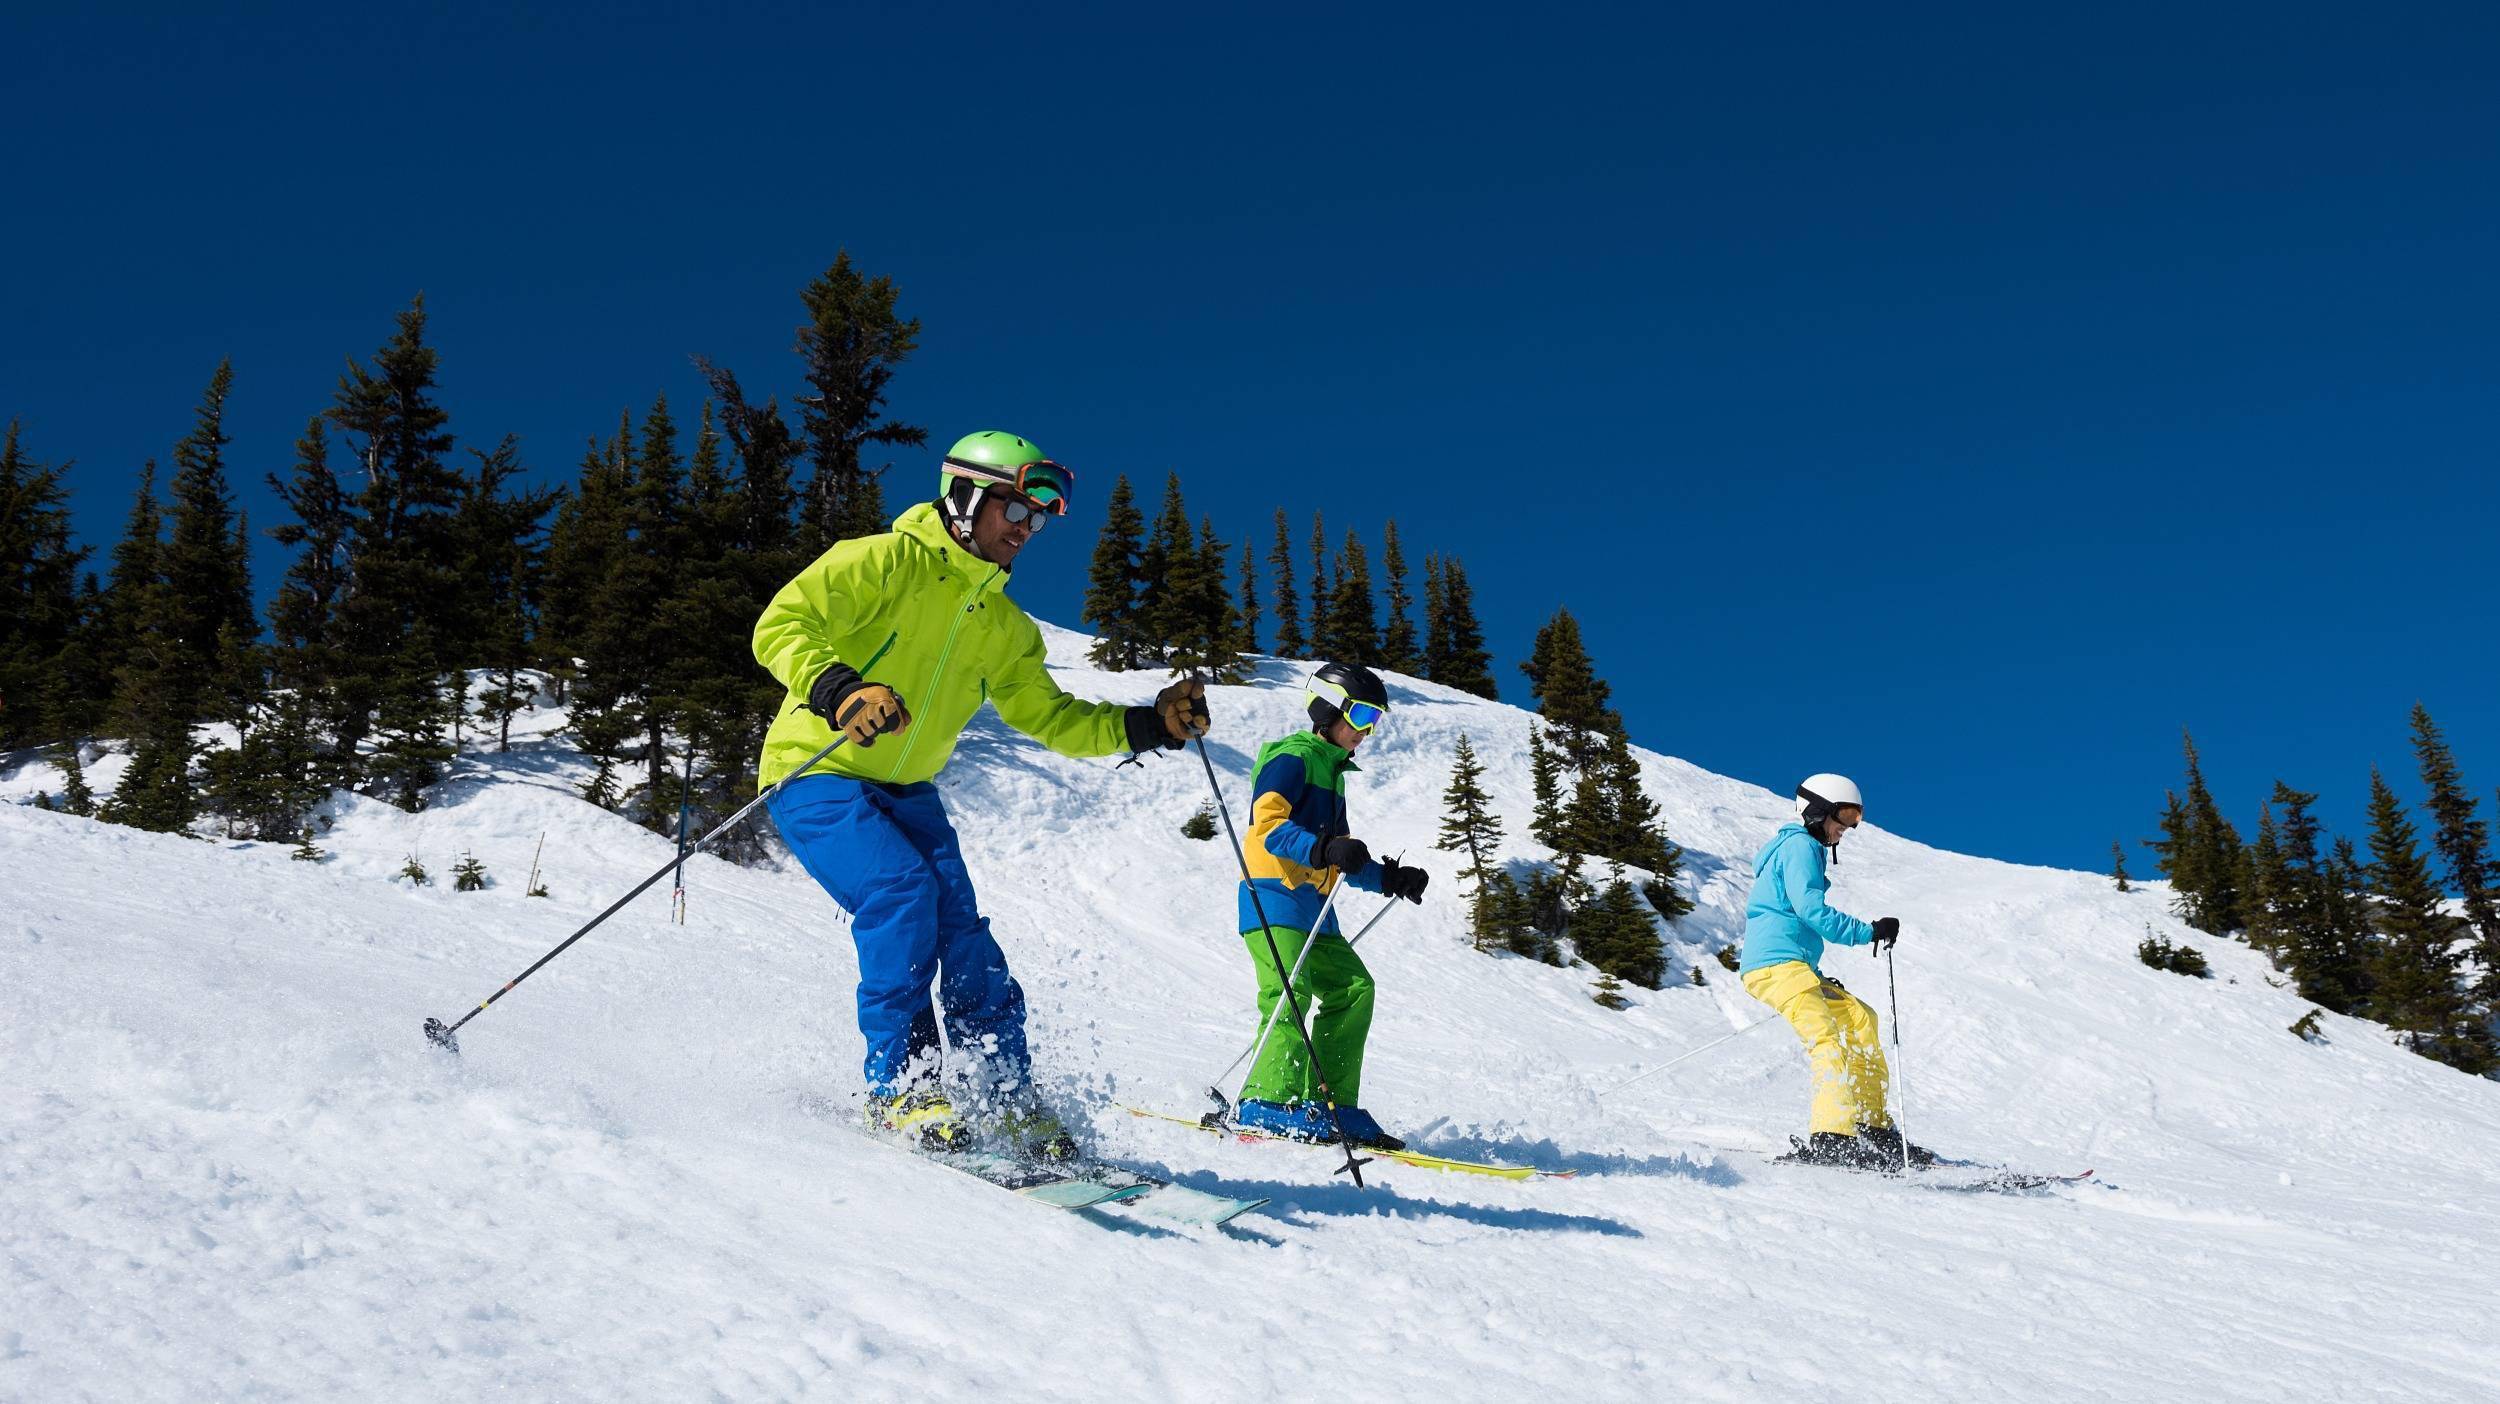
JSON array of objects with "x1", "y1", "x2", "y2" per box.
[
  {"x1": 945, "y1": 455, "x2": 1074, "y2": 516},
  {"x1": 1309, "y1": 679, "x2": 1388, "y2": 733}
]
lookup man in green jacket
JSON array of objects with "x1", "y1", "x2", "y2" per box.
[{"x1": 755, "y1": 430, "x2": 1209, "y2": 1157}]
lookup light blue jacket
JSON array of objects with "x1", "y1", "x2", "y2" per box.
[{"x1": 1740, "y1": 823, "x2": 1874, "y2": 974}]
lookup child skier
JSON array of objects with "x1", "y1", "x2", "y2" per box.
[
  {"x1": 1739, "y1": 773, "x2": 1932, "y2": 1169},
  {"x1": 753, "y1": 430, "x2": 1211, "y2": 1158},
  {"x1": 1232, "y1": 661, "x2": 1430, "y2": 1151}
]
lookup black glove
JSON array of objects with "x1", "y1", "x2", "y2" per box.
[
  {"x1": 1320, "y1": 836, "x2": 1370, "y2": 874},
  {"x1": 1870, "y1": 917, "x2": 1900, "y2": 953},
  {"x1": 1123, "y1": 705, "x2": 1181, "y2": 754},
  {"x1": 1379, "y1": 858, "x2": 1429, "y2": 905}
]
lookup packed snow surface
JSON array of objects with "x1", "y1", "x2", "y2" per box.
[{"x1": 6, "y1": 626, "x2": 2497, "y2": 1402}]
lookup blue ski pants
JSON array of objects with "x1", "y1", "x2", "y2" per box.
[{"x1": 766, "y1": 774, "x2": 1030, "y2": 1097}]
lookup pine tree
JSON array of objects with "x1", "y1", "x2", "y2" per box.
[
  {"x1": 457, "y1": 436, "x2": 556, "y2": 753},
  {"x1": 1573, "y1": 868, "x2": 1667, "y2": 989},
  {"x1": 1520, "y1": 609, "x2": 1615, "y2": 768},
  {"x1": 1181, "y1": 801, "x2": 1218, "y2": 841},
  {"x1": 1472, "y1": 868, "x2": 1547, "y2": 961},
  {"x1": 545, "y1": 421, "x2": 635, "y2": 807},
  {"x1": 2362, "y1": 768, "x2": 2493, "y2": 1073},
  {"x1": 55, "y1": 743, "x2": 95, "y2": 817},
  {"x1": 1306, "y1": 511, "x2": 1335, "y2": 660},
  {"x1": 1083, "y1": 474, "x2": 1148, "y2": 669},
  {"x1": 1435, "y1": 733, "x2": 1505, "y2": 889},
  {"x1": 1421, "y1": 553, "x2": 1446, "y2": 673},
  {"x1": 2269, "y1": 783, "x2": 2373, "y2": 1014},
  {"x1": 1134, "y1": 474, "x2": 1202, "y2": 664},
  {"x1": 696, "y1": 358, "x2": 802, "y2": 567},
  {"x1": 1427, "y1": 556, "x2": 1496, "y2": 699},
  {"x1": 102, "y1": 460, "x2": 164, "y2": 685},
  {"x1": 793, "y1": 252, "x2": 927, "y2": 548},
  {"x1": 1330, "y1": 529, "x2": 1381, "y2": 665},
  {"x1": 100, "y1": 453, "x2": 203, "y2": 835},
  {"x1": 1528, "y1": 725, "x2": 1564, "y2": 848},
  {"x1": 160, "y1": 360, "x2": 257, "y2": 722},
  {"x1": 1236, "y1": 539, "x2": 1262, "y2": 657},
  {"x1": 1591, "y1": 970, "x2": 1631, "y2": 1011},
  {"x1": 1380, "y1": 520, "x2": 1419, "y2": 674},
  {"x1": 0, "y1": 420, "x2": 90, "y2": 750},
  {"x1": 2408, "y1": 703, "x2": 2500, "y2": 987},
  {"x1": 266, "y1": 416, "x2": 357, "y2": 786},
  {"x1": 1598, "y1": 727, "x2": 1692, "y2": 919},
  {"x1": 2176, "y1": 731, "x2": 2246, "y2": 935},
  {"x1": 1193, "y1": 516, "x2": 1244, "y2": 680},
  {"x1": 290, "y1": 826, "x2": 326, "y2": 862},
  {"x1": 2243, "y1": 803, "x2": 2287, "y2": 956},
  {"x1": 2110, "y1": 842, "x2": 2132, "y2": 892},
  {"x1": 452, "y1": 850, "x2": 490, "y2": 891},
  {"x1": 1268, "y1": 509, "x2": 1305, "y2": 658},
  {"x1": 2146, "y1": 790, "x2": 2190, "y2": 885},
  {"x1": 327, "y1": 297, "x2": 465, "y2": 810},
  {"x1": 616, "y1": 395, "x2": 696, "y2": 815},
  {"x1": 688, "y1": 363, "x2": 813, "y2": 863}
]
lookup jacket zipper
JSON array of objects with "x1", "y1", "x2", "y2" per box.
[{"x1": 884, "y1": 565, "x2": 999, "y2": 780}]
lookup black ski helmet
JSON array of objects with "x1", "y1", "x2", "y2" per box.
[{"x1": 1306, "y1": 660, "x2": 1389, "y2": 733}]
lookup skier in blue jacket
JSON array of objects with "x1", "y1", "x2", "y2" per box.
[{"x1": 1740, "y1": 773, "x2": 1932, "y2": 1169}]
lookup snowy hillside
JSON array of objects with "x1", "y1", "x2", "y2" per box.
[{"x1": 6, "y1": 624, "x2": 2498, "y2": 1402}]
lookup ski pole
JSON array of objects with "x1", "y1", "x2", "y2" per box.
[
  {"x1": 1207, "y1": 879, "x2": 1399, "y2": 1117},
  {"x1": 1205, "y1": 877, "x2": 1344, "y2": 1119},
  {"x1": 1193, "y1": 733, "x2": 1372, "y2": 1186},
  {"x1": 1885, "y1": 941, "x2": 1909, "y2": 1173},
  {"x1": 422, "y1": 733, "x2": 846, "y2": 1054},
  {"x1": 1595, "y1": 1013, "x2": 1781, "y2": 1098},
  {"x1": 670, "y1": 744, "x2": 698, "y2": 924}
]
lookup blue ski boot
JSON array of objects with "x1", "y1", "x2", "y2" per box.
[{"x1": 1236, "y1": 1098, "x2": 1346, "y2": 1143}]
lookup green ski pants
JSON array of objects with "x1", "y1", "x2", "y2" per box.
[{"x1": 1240, "y1": 927, "x2": 1375, "y2": 1106}]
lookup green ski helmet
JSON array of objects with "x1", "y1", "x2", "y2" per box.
[{"x1": 937, "y1": 430, "x2": 1074, "y2": 539}]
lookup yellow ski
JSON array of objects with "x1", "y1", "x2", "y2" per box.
[{"x1": 1122, "y1": 1105, "x2": 1574, "y2": 1181}]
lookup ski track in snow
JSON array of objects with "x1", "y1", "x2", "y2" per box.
[{"x1": 4, "y1": 627, "x2": 2497, "y2": 1402}]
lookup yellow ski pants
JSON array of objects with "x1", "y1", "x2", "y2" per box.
[{"x1": 1742, "y1": 960, "x2": 1892, "y2": 1135}]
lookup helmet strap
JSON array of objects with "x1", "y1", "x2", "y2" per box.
[{"x1": 938, "y1": 478, "x2": 986, "y2": 550}]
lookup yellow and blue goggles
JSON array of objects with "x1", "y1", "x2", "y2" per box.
[{"x1": 1310, "y1": 678, "x2": 1388, "y2": 733}]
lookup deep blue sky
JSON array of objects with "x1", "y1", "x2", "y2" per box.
[{"x1": 8, "y1": 3, "x2": 2498, "y2": 874}]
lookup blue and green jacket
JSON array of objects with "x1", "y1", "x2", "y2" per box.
[
  {"x1": 1237, "y1": 729, "x2": 1385, "y2": 936},
  {"x1": 1740, "y1": 822, "x2": 1874, "y2": 974}
]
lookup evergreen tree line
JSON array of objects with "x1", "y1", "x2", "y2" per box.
[
  {"x1": 3, "y1": 252, "x2": 921, "y2": 858},
  {"x1": 1434, "y1": 608, "x2": 1693, "y2": 1006},
  {"x1": 1081, "y1": 477, "x2": 1497, "y2": 698},
  {"x1": 2137, "y1": 710, "x2": 2500, "y2": 1075}
]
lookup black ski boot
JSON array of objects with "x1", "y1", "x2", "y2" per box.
[
  {"x1": 1856, "y1": 1123, "x2": 1938, "y2": 1169},
  {"x1": 1790, "y1": 1130, "x2": 1895, "y2": 1170}
]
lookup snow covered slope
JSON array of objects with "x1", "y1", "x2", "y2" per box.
[{"x1": 6, "y1": 624, "x2": 2497, "y2": 1402}]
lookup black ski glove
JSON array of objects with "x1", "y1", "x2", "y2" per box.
[
  {"x1": 1320, "y1": 836, "x2": 1370, "y2": 874},
  {"x1": 1379, "y1": 858, "x2": 1429, "y2": 905},
  {"x1": 1123, "y1": 705, "x2": 1181, "y2": 755},
  {"x1": 1870, "y1": 917, "x2": 1900, "y2": 953}
]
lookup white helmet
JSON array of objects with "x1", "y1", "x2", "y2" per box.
[{"x1": 1795, "y1": 773, "x2": 1864, "y2": 826}]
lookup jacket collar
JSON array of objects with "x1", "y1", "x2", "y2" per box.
[{"x1": 896, "y1": 501, "x2": 1011, "y2": 597}]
